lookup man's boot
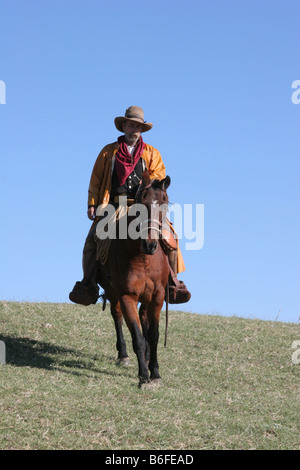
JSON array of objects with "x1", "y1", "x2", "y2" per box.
[
  {"x1": 167, "y1": 251, "x2": 191, "y2": 304},
  {"x1": 69, "y1": 227, "x2": 99, "y2": 306}
]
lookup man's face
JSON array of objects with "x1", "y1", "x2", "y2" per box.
[{"x1": 123, "y1": 120, "x2": 143, "y2": 145}]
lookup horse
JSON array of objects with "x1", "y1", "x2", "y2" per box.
[{"x1": 96, "y1": 170, "x2": 171, "y2": 387}]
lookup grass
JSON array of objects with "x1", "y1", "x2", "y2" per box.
[{"x1": 0, "y1": 300, "x2": 299, "y2": 450}]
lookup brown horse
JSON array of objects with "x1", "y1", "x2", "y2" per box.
[{"x1": 96, "y1": 171, "x2": 171, "y2": 387}]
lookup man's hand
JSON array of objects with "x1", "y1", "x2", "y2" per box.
[{"x1": 87, "y1": 206, "x2": 96, "y2": 220}]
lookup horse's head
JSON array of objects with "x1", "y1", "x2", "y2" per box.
[{"x1": 135, "y1": 170, "x2": 171, "y2": 255}]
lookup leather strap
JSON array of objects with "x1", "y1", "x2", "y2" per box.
[
  {"x1": 168, "y1": 264, "x2": 181, "y2": 288},
  {"x1": 164, "y1": 281, "x2": 169, "y2": 348}
]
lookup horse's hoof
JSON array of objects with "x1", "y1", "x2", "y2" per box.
[
  {"x1": 139, "y1": 378, "x2": 163, "y2": 389},
  {"x1": 151, "y1": 378, "x2": 163, "y2": 387},
  {"x1": 116, "y1": 357, "x2": 130, "y2": 366},
  {"x1": 139, "y1": 381, "x2": 153, "y2": 390}
]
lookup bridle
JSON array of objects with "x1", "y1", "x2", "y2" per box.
[
  {"x1": 135, "y1": 181, "x2": 166, "y2": 239},
  {"x1": 139, "y1": 217, "x2": 161, "y2": 239}
]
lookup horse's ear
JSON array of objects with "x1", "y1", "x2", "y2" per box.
[
  {"x1": 142, "y1": 170, "x2": 151, "y2": 187},
  {"x1": 161, "y1": 175, "x2": 171, "y2": 191}
]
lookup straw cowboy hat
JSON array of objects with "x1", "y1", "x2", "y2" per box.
[{"x1": 114, "y1": 106, "x2": 153, "y2": 133}]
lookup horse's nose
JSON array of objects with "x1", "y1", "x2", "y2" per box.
[{"x1": 142, "y1": 240, "x2": 158, "y2": 255}]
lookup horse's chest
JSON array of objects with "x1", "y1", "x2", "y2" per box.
[{"x1": 128, "y1": 260, "x2": 162, "y2": 297}]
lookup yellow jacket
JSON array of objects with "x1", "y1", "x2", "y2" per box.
[
  {"x1": 88, "y1": 141, "x2": 185, "y2": 273},
  {"x1": 88, "y1": 142, "x2": 166, "y2": 208}
]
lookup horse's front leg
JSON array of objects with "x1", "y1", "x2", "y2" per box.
[
  {"x1": 110, "y1": 299, "x2": 129, "y2": 365},
  {"x1": 120, "y1": 294, "x2": 150, "y2": 386},
  {"x1": 139, "y1": 303, "x2": 150, "y2": 366},
  {"x1": 147, "y1": 293, "x2": 165, "y2": 383}
]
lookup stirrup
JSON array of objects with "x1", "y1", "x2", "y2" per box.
[
  {"x1": 167, "y1": 266, "x2": 191, "y2": 304},
  {"x1": 69, "y1": 281, "x2": 99, "y2": 306},
  {"x1": 168, "y1": 281, "x2": 191, "y2": 304}
]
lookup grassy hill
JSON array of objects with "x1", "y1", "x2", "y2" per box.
[{"x1": 0, "y1": 301, "x2": 299, "y2": 450}]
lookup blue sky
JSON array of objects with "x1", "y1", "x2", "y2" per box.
[{"x1": 0, "y1": 0, "x2": 299, "y2": 323}]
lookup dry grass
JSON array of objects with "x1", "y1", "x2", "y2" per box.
[{"x1": 0, "y1": 301, "x2": 299, "y2": 450}]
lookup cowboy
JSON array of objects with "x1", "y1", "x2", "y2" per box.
[{"x1": 69, "y1": 106, "x2": 191, "y2": 306}]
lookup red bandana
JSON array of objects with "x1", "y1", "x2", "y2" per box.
[{"x1": 114, "y1": 136, "x2": 145, "y2": 186}]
